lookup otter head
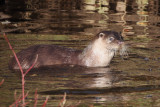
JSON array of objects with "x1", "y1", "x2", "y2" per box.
[
  {"x1": 94, "y1": 31, "x2": 128, "y2": 57},
  {"x1": 80, "y1": 31, "x2": 127, "y2": 67},
  {"x1": 95, "y1": 31, "x2": 124, "y2": 52}
]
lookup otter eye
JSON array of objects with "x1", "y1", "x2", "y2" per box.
[
  {"x1": 99, "y1": 33, "x2": 105, "y2": 37},
  {"x1": 109, "y1": 37, "x2": 114, "y2": 41}
]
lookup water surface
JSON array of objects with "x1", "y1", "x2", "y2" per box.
[{"x1": 0, "y1": 0, "x2": 160, "y2": 106}]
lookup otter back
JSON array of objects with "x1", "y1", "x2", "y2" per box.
[{"x1": 9, "y1": 45, "x2": 81, "y2": 70}]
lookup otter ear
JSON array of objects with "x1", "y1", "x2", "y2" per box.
[{"x1": 99, "y1": 33, "x2": 105, "y2": 38}]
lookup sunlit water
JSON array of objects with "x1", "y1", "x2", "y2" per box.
[{"x1": 0, "y1": 0, "x2": 160, "y2": 106}]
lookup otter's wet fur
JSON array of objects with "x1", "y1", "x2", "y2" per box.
[{"x1": 9, "y1": 31, "x2": 127, "y2": 70}]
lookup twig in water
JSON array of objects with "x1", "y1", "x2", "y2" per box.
[
  {"x1": 14, "y1": 90, "x2": 19, "y2": 107},
  {"x1": 34, "y1": 89, "x2": 38, "y2": 107},
  {"x1": 10, "y1": 92, "x2": 29, "y2": 107},
  {"x1": 4, "y1": 33, "x2": 49, "y2": 107},
  {"x1": 42, "y1": 96, "x2": 49, "y2": 107},
  {"x1": 4, "y1": 33, "x2": 26, "y2": 105},
  {"x1": 24, "y1": 54, "x2": 38, "y2": 76},
  {"x1": 0, "y1": 79, "x2": 4, "y2": 86},
  {"x1": 4, "y1": 33, "x2": 39, "y2": 106},
  {"x1": 3, "y1": 33, "x2": 24, "y2": 74},
  {"x1": 59, "y1": 92, "x2": 67, "y2": 107}
]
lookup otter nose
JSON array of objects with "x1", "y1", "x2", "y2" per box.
[{"x1": 118, "y1": 41, "x2": 124, "y2": 45}]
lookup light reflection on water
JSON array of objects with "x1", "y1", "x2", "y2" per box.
[{"x1": 0, "y1": 0, "x2": 160, "y2": 106}]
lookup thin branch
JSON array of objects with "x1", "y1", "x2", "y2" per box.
[
  {"x1": 14, "y1": 90, "x2": 17, "y2": 101},
  {"x1": 4, "y1": 33, "x2": 48, "y2": 107},
  {"x1": 59, "y1": 92, "x2": 67, "y2": 107},
  {"x1": 34, "y1": 89, "x2": 38, "y2": 107},
  {"x1": 0, "y1": 79, "x2": 4, "y2": 86},
  {"x1": 10, "y1": 92, "x2": 29, "y2": 107},
  {"x1": 14, "y1": 90, "x2": 19, "y2": 107},
  {"x1": 24, "y1": 54, "x2": 38, "y2": 76},
  {"x1": 3, "y1": 33, "x2": 24, "y2": 74},
  {"x1": 21, "y1": 102, "x2": 29, "y2": 106},
  {"x1": 42, "y1": 96, "x2": 49, "y2": 107},
  {"x1": 4, "y1": 33, "x2": 27, "y2": 106}
]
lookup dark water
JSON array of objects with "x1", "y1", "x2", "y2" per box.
[{"x1": 0, "y1": 0, "x2": 160, "y2": 106}]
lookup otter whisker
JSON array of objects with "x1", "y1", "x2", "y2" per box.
[{"x1": 119, "y1": 44, "x2": 128, "y2": 58}]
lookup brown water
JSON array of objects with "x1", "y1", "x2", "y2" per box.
[{"x1": 0, "y1": 0, "x2": 160, "y2": 106}]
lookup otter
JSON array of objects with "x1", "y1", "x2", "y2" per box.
[{"x1": 9, "y1": 31, "x2": 127, "y2": 70}]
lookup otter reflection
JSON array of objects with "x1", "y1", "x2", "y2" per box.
[
  {"x1": 83, "y1": 67, "x2": 115, "y2": 88},
  {"x1": 25, "y1": 66, "x2": 120, "y2": 89}
]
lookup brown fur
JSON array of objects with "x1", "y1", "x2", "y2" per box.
[{"x1": 9, "y1": 31, "x2": 127, "y2": 70}]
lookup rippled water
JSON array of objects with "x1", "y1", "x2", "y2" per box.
[{"x1": 0, "y1": 0, "x2": 160, "y2": 106}]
